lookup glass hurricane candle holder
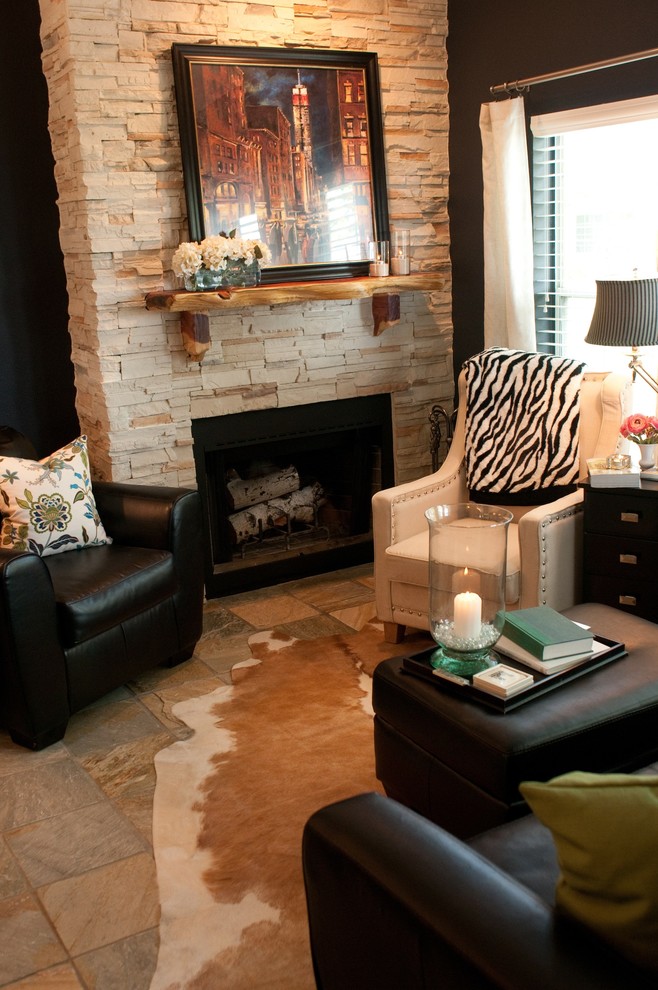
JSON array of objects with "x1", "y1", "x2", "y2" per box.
[
  {"x1": 425, "y1": 502, "x2": 513, "y2": 678},
  {"x1": 390, "y1": 229, "x2": 410, "y2": 275},
  {"x1": 368, "y1": 240, "x2": 389, "y2": 276}
]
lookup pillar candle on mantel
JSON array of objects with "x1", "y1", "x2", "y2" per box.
[
  {"x1": 368, "y1": 240, "x2": 389, "y2": 276},
  {"x1": 390, "y1": 228, "x2": 410, "y2": 275}
]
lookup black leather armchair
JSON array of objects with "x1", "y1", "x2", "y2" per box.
[
  {"x1": 303, "y1": 790, "x2": 658, "y2": 990},
  {"x1": 0, "y1": 427, "x2": 204, "y2": 749}
]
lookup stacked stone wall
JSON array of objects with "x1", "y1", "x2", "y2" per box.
[{"x1": 38, "y1": 0, "x2": 452, "y2": 487}]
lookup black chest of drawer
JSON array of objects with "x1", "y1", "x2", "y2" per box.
[{"x1": 582, "y1": 484, "x2": 658, "y2": 621}]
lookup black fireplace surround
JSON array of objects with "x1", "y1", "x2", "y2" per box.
[{"x1": 192, "y1": 395, "x2": 394, "y2": 597}]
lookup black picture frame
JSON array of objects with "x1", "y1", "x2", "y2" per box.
[{"x1": 171, "y1": 43, "x2": 390, "y2": 284}]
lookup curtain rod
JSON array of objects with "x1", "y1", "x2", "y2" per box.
[{"x1": 490, "y1": 46, "x2": 658, "y2": 96}]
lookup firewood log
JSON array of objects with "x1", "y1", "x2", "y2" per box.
[
  {"x1": 227, "y1": 503, "x2": 287, "y2": 544},
  {"x1": 268, "y1": 482, "x2": 327, "y2": 524},
  {"x1": 228, "y1": 482, "x2": 326, "y2": 544},
  {"x1": 226, "y1": 465, "x2": 300, "y2": 510}
]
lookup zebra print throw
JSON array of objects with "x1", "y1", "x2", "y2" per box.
[{"x1": 464, "y1": 348, "x2": 585, "y2": 505}]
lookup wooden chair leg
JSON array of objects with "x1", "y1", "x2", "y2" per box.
[{"x1": 383, "y1": 621, "x2": 406, "y2": 644}]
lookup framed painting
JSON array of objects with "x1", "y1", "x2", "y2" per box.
[{"x1": 172, "y1": 43, "x2": 390, "y2": 284}]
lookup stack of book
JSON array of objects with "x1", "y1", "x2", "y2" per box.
[
  {"x1": 496, "y1": 606, "x2": 597, "y2": 674},
  {"x1": 586, "y1": 457, "x2": 640, "y2": 488}
]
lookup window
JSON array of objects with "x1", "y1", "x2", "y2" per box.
[{"x1": 531, "y1": 95, "x2": 658, "y2": 371}]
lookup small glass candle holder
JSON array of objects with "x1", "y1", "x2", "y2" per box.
[
  {"x1": 390, "y1": 229, "x2": 410, "y2": 275},
  {"x1": 425, "y1": 502, "x2": 513, "y2": 678},
  {"x1": 368, "y1": 240, "x2": 389, "y2": 276},
  {"x1": 605, "y1": 453, "x2": 632, "y2": 470}
]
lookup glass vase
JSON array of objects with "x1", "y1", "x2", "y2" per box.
[
  {"x1": 219, "y1": 258, "x2": 262, "y2": 287},
  {"x1": 184, "y1": 268, "x2": 222, "y2": 291},
  {"x1": 183, "y1": 259, "x2": 261, "y2": 291},
  {"x1": 425, "y1": 502, "x2": 513, "y2": 678}
]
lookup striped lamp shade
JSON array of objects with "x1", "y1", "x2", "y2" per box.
[{"x1": 585, "y1": 278, "x2": 658, "y2": 347}]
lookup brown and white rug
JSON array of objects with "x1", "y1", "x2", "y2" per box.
[{"x1": 149, "y1": 620, "x2": 429, "y2": 990}]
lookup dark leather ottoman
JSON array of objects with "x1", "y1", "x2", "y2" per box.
[{"x1": 372, "y1": 603, "x2": 658, "y2": 838}]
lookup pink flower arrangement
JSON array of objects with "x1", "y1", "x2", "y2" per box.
[{"x1": 620, "y1": 413, "x2": 658, "y2": 444}]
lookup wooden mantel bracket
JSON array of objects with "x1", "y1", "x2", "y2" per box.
[
  {"x1": 372, "y1": 292, "x2": 401, "y2": 336},
  {"x1": 145, "y1": 273, "x2": 442, "y2": 355},
  {"x1": 146, "y1": 288, "x2": 231, "y2": 362},
  {"x1": 180, "y1": 312, "x2": 211, "y2": 362}
]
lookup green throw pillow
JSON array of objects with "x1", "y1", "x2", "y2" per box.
[
  {"x1": 0, "y1": 435, "x2": 111, "y2": 557},
  {"x1": 520, "y1": 771, "x2": 658, "y2": 973}
]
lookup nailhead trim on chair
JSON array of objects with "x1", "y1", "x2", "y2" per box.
[
  {"x1": 538, "y1": 503, "x2": 582, "y2": 602},
  {"x1": 390, "y1": 466, "x2": 466, "y2": 542}
]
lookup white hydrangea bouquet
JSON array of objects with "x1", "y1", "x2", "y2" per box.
[{"x1": 172, "y1": 229, "x2": 271, "y2": 290}]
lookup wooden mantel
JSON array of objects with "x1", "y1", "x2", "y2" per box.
[
  {"x1": 145, "y1": 273, "x2": 443, "y2": 360},
  {"x1": 145, "y1": 273, "x2": 443, "y2": 313}
]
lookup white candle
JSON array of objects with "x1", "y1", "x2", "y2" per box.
[
  {"x1": 390, "y1": 256, "x2": 410, "y2": 275},
  {"x1": 453, "y1": 591, "x2": 482, "y2": 639},
  {"x1": 368, "y1": 240, "x2": 389, "y2": 276}
]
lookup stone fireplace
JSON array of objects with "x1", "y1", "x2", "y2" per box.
[
  {"x1": 193, "y1": 393, "x2": 393, "y2": 595},
  {"x1": 36, "y1": 0, "x2": 453, "y2": 591}
]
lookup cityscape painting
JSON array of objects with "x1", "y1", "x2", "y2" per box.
[{"x1": 172, "y1": 44, "x2": 390, "y2": 283}]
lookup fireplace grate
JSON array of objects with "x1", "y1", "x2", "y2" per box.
[{"x1": 237, "y1": 520, "x2": 332, "y2": 560}]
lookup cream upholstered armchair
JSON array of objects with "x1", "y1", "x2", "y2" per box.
[{"x1": 373, "y1": 367, "x2": 629, "y2": 644}]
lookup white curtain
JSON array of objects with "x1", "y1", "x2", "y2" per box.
[{"x1": 479, "y1": 97, "x2": 536, "y2": 350}]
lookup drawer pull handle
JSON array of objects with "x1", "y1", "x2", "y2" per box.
[
  {"x1": 619, "y1": 595, "x2": 637, "y2": 607},
  {"x1": 619, "y1": 553, "x2": 638, "y2": 565},
  {"x1": 620, "y1": 511, "x2": 639, "y2": 523}
]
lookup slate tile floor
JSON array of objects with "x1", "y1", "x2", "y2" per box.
[{"x1": 0, "y1": 565, "x2": 377, "y2": 989}]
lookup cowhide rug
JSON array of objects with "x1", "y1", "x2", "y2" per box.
[{"x1": 149, "y1": 619, "x2": 429, "y2": 990}]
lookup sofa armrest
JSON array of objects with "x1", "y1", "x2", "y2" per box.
[
  {"x1": 372, "y1": 463, "x2": 468, "y2": 548},
  {"x1": 94, "y1": 482, "x2": 205, "y2": 654},
  {"x1": 372, "y1": 370, "x2": 468, "y2": 551},
  {"x1": 303, "y1": 793, "x2": 647, "y2": 990},
  {"x1": 0, "y1": 549, "x2": 69, "y2": 747},
  {"x1": 518, "y1": 489, "x2": 584, "y2": 610},
  {"x1": 372, "y1": 463, "x2": 468, "y2": 630},
  {"x1": 372, "y1": 424, "x2": 469, "y2": 560},
  {"x1": 93, "y1": 481, "x2": 197, "y2": 549}
]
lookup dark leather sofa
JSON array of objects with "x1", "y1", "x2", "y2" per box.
[
  {"x1": 302, "y1": 782, "x2": 658, "y2": 990},
  {"x1": 0, "y1": 426, "x2": 204, "y2": 749}
]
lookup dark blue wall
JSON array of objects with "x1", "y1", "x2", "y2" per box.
[
  {"x1": 0, "y1": 1, "x2": 78, "y2": 456},
  {"x1": 447, "y1": 0, "x2": 658, "y2": 387}
]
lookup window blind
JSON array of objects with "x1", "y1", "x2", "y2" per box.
[
  {"x1": 532, "y1": 134, "x2": 564, "y2": 353},
  {"x1": 530, "y1": 94, "x2": 658, "y2": 357}
]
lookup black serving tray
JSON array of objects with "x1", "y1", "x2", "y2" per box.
[{"x1": 401, "y1": 636, "x2": 627, "y2": 713}]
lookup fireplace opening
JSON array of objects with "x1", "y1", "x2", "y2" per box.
[{"x1": 192, "y1": 395, "x2": 394, "y2": 597}]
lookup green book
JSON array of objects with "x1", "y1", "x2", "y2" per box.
[{"x1": 500, "y1": 606, "x2": 593, "y2": 660}]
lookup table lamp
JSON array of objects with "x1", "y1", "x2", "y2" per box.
[{"x1": 585, "y1": 277, "x2": 658, "y2": 392}]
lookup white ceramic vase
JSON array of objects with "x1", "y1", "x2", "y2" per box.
[{"x1": 637, "y1": 444, "x2": 657, "y2": 470}]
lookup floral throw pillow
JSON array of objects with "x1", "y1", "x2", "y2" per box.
[{"x1": 0, "y1": 435, "x2": 111, "y2": 557}]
